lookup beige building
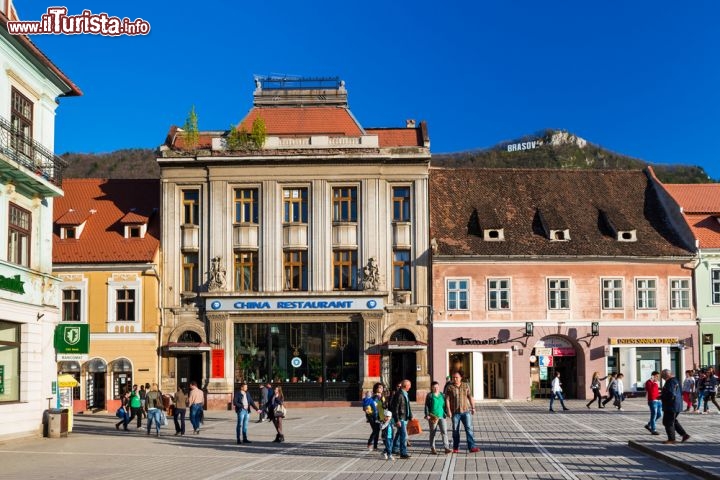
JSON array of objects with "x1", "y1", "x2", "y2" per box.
[{"x1": 157, "y1": 77, "x2": 431, "y2": 407}]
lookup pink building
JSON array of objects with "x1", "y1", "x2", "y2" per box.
[{"x1": 429, "y1": 168, "x2": 697, "y2": 401}]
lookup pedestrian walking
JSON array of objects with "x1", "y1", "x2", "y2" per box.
[
  {"x1": 644, "y1": 371, "x2": 662, "y2": 435},
  {"x1": 549, "y1": 371, "x2": 569, "y2": 412},
  {"x1": 115, "y1": 391, "x2": 130, "y2": 431},
  {"x1": 257, "y1": 383, "x2": 269, "y2": 423},
  {"x1": 682, "y1": 370, "x2": 696, "y2": 412},
  {"x1": 365, "y1": 383, "x2": 384, "y2": 451},
  {"x1": 380, "y1": 410, "x2": 395, "y2": 461},
  {"x1": 390, "y1": 379, "x2": 413, "y2": 459},
  {"x1": 145, "y1": 383, "x2": 164, "y2": 437},
  {"x1": 660, "y1": 369, "x2": 690, "y2": 445},
  {"x1": 614, "y1": 373, "x2": 625, "y2": 410},
  {"x1": 701, "y1": 367, "x2": 720, "y2": 414},
  {"x1": 126, "y1": 384, "x2": 143, "y2": 428},
  {"x1": 601, "y1": 373, "x2": 617, "y2": 408},
  {"x1": 445, "y1": 371, "x2": 478, "y2": 453},
  {"x1": 233, "y1": 382, "x2": 259, "y2": 444},
  {"x1": 586, "y1": 372, "x2": 605, "y2": 409},
  {"x1": 173, "y1": 385, "x2": 187, "y2": 436},
  {"x1": 188, "y1": 380, "x2": 204, "y2": 434},
  {"x1": 268, "y1": 385, "x2": 285, "y2": 443},
  {"x1": 424, "y1": 381, "x2": 451, "y2": 454}
]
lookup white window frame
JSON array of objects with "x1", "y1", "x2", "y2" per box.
[
  {"x1": 712, "y1": 269, "x2": 720, "y2": 305},
  {"x1": 60, "y1": 277, "x2": 89, "y2": 323},
  {"x1": 548, "y1": 278, "x2": 570, "y2": 310},
  {"x1": 107, "y1": 276, "x2": 142, "y2": 329},
  {"x1": 669, "y1": 277, "x2": 691, "y2": 310},
  {"x1": 635, "y1": 278, "x2": 657, "y2": 310},
  {"x1": 487, "y1": 278, "x2": 511, "y2": 310},
  {"x1": 601, "y1": 278, "x2": 624, "y2": 310},
  {"x1": 446, "y1": 278, "x2": 470, "y2": 311}
]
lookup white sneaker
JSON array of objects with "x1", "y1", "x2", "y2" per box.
[{"x1": 383, "y1": 453, "x2": 388, "y2": 460}]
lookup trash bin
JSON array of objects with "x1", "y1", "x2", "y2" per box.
[{"x1": 45, "y1": 408, "x2": 69, "y2": 438}]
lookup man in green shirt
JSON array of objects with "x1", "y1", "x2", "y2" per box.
[{"x1": 127, "y1": 384, "x2": 143, "y2": 428}]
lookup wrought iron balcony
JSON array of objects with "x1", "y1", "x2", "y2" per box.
[{"x1": 0, "y1": 115, "x2": 67, "y2": 187}]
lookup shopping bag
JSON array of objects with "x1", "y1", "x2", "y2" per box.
[
  {"x1": 159, "y1": 410, "x2": 168, "y2": 427},
  {"x1": 407, "y1": 417, "x2": 422, "y2": 436}
]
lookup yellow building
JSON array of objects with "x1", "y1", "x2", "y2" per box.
[{"x1": 53, "y1": 179, "x2": 160, "y2": 412}]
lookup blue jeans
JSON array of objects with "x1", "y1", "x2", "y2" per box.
[
  {"x1": 391, "y1": 420, "x2": 408, "y2": 455},
  {"x1": 189, "y1": 404, "x2": 203, "y2": 431},
  {"x1": 236, "y1": 408, "x2": 249, "y2": 441},
  {"x1": 173, "y1": 407, "x2": 186, "y2": 434},
  {"x1": 549, "y1": 392, "x2": 567, "y2": 410},
  {"x1": 146, "y1": 408, "x2": 162, "y2": 434},
  {"x1": 451, "y1": 411, "x2": 476, "y2": 450},
  {"x1": 647, "y1": 400, "x2": 662, "y2": 432}
]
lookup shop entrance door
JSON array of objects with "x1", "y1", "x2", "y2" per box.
[
  {"x1": 390, "y1": 352, "x2": 416, "y2": 401},
  {"x1": 177, "y1": 355, "x2": 203, "y2": 390},
  {"x1": 87, "y1": 372, "x2": 106, "y2": 410},
  {"x1": 483, "y1": 352, "x2": 508, "y2": 399}
]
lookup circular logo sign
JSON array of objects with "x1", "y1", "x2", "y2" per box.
[
  {"x1": 367, "y1": 300, "x2": 377, "y2": 309},
  {"x1": 291, "y1": 357, "x2": 302, "y2": 368},
  {"x1": 529, "y1": 355, "x2": 537, "y2": 363},
  {"x1": 210, "y1": 301, "x2": 221, "y2": 310}
]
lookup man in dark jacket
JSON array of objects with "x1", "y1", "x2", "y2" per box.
[
  {"x1": 232, "y1": 382, "x2": 259, "y2": 444},
  {"x1": 660, "y1": 369, "x2": 690, "y2": 444},
  {"x1": 390, "y1": 379, "x2": 413, "y2": 459}
]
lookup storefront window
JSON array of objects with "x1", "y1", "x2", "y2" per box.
[
  {"x1": 234, "y1": 322, "x2": 359, "y2": 385},
  {"x1": 636, "y1": 347, "x2": 661, "y2": 390},
  {"x1": 0, "y1": 321, "x2": 20, "y2": 402}
]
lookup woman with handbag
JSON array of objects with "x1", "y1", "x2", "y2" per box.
[
  {"x1": 268, "y1": 386, "x2": 285, "y2": 443},
  {"x1": 586, "y1": 372, "x2": 606, "y2": 409}
]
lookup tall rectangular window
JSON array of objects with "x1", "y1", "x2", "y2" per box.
[
  {"x1": 234, "y1": 188, "x2": 259, "y2": 224},
  {"x1": 447, "y1": 279, "x2": 469, "y2": 310},
  {"x1": 116, "y1": 289, "x2": 136, "y2": 321},
  {"x1": 393, "y1": 250, "x2": 411, "y2": 290},
  {"x1": 234, "y1": 251, "x2": 258, "y2": 292},
  {"x1": 636, "y1": 278, "x2": 657, "y2": 309},
  {"x1": 713, "y1": 270, "x2": 720, "y2": 305},
  {"x1": 602, "y1": 279, "x2": 623, "y2": 309},
  {"x1": 182, "y1": 253, "x2": 199, "y2": 292},
  {"x1": 332, "y1": 187, "x2": 357, "y2": 222},
  {"x1": 670, "y1": 278, "x2": 690, "y2": 309},
  {"x1": 284, "y1": 250, "x2": 308, "y2": 291},
  {"x1": 62, "y1": 289, "x2": 81, "y2": 321},
  {"x1": 283, "y1": 188, "x2": 308, "y2": 223},
  {"x1": 548, "y1": 278, "x2": 570, "y2": 309},
  {"x1": 11, "y1": 87, "x2": 32, "y2": 157},
  {"x1": 0, "y1": 321, "x2": 20, "y2": 402},
  {"x1": 392, "y1": 186, "x2": 411, "y2": 222},
  {"x1": 182, "y1": 190, "x2": 199, "y2": 225},
  {"x1": 488, "y1": 278, "x2": 510, "y2": 310},
  {"x1": 333, "y1": 250, "x2": 357, "y2": 290},
  {"x1": 8, "y1": 203, "x2": 31, "y2": 267}
]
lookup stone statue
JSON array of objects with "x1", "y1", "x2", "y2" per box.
[
  {"x1": 361, "y1": 257, "x2": 380, "y2": 291},
  {"x1": 208, "y1": 256, "x2": 227, "y2": 291}
]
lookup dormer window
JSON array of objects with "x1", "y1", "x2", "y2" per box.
[
  {"x1": 483, "y1": 228, "x2": 505, "y2": 242},
  {"x1": 60, "y1": 221, "x2": 86, "y2": 239},
  {"x1": 550, "y1": 229, "x2": 570, "y2": 242},
  {"x1": 617, "y1": 230, "x2": 637, "y2": 242},
  {"x1": 64, "y1": 227, "x2": 77, "y2": 239},
  {"x1": 124, "y1": 224, "x2": 146, "y2": 239}
]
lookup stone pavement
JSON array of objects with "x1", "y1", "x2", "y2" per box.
[{"x1": 1, "y1": 398, "x2": 718, "y2": 480}]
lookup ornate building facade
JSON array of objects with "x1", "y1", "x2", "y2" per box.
[{"x1": 157, "y1": 77, "x2": 431, "y2": 407}]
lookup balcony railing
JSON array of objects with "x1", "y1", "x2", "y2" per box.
[{"x1": 0, "y1": 115, "x2": 67, "y2": 185}]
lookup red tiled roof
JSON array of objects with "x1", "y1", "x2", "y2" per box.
[
  {"x1": 56, "y1": 209, "x2": 91, "y2": 226},
  {"x1": 684, "y1": 214, "x2": 720, "y2": 249},
  {"x1": 166, "y1": 125, "x2": 214, "y2": 150},
  {"x1": 430, "y1": 168, "x2": 692, "y2": 257},
  {"x1": 365, "y1": 128, "x2": 423, "y2": 147},
  {"x1": 238, "y1": 107, "x2": 363, "y2": 136},
  {"x1": 53, "y1": 179, "x2": 159, "y2": 263},
  {"x1": 120, "y1": 211, "x2": 149, "y2": 224},
  {"x1": 663, "y1": 184, "x2": 720, "y2": 213}
]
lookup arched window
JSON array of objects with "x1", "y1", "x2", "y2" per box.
[
  {"x1": 390, "y1": 329, "x2": 416, "y2": 342},
  {"x1": 178, "y1": 331, "x2": 202, "y2": 343},
  {"x1": 112, "y1": 358, "x2": 132, "y2": 373},
  {"x1": 85, "y1": 358, "x2": 107, "y2": 373}
]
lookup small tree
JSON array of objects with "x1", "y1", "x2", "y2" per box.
[
  {"x1": 182, "y1": 105, "x2": 199, "y2": 151},
  {"x1": 250, "y1": 117, "x2": 266, "y2": 149},
  {"x1": 226, "y1": 124, "x2": 250, "y2": 151}
]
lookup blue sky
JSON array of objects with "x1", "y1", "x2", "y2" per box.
[{"x1": 22, "y1": 1, "x2": 720, "y2": 180}]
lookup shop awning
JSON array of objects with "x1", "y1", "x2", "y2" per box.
[
  {"x1": 165, "y1": 342, "x2": 212, "y2": 352},
  {"x1": 57, "y1": 374, "x2": 79, "y2": 388},
  {"x1": 378, "y1": 340, "x2": 428, "y2": 351}
]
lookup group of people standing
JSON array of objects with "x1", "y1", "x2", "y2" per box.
[
  {"x1": 681, "y1": 367, "x2": 720, "y2": 414},
  {"x1": 231, "y1": 382, "x2": 285, "y2": 444},
  {"x1": 363, "y1": 372, "x2": 480, "y2": 461}
]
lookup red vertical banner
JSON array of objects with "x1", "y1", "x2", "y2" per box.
[
  {"x1": 367, "y1": 354, "x2": 380, "y2": 377},
  {"x1": 211, "y1": 349, "x2": 225, "y2": 378}
]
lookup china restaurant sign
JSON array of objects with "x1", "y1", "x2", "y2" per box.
[{"x1": 207, "y1": 296, "x2": 384, "y2": 312}]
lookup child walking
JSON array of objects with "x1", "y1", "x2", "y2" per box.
[{"x1": 380, "y1": 410, "x2": 395, "y2": 461}]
